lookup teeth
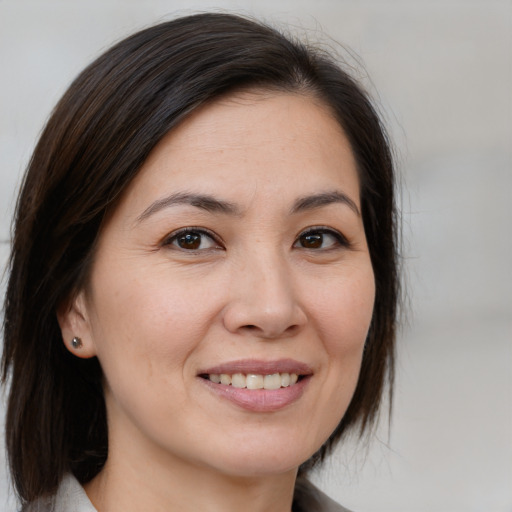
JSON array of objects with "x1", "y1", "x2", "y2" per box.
[
  {"x1": 263, "y1": 373, "x2": 281, "y2": 390},
  {"x1": 246, "y1": 374, "x2": 264, "y2": 389},
  {"x1": 231, "y1": 373, "x2": 246, "y2": 388},
  {"x1": 220, "y1": 374, "x2": 232, "y2": 385},
  {"x1": 209, "y1": 374, "x2": 221, "y2": 384},
  {"x1": 207, "y1": 372, "x2": 301, "y2": 389}
]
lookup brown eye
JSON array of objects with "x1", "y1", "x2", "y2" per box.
[
  {"x1": 165, "y1": 229, "x2": 220, "y2": 251},
  {"x1": 299, "y1": 233, "x2": 323, "y2": 249},
  {"x1": 176, "y1": 232, "x2": 202, "y2": 250},
  {"x1": 294, "y1": 228, "x2": 347, "y2": 250}
]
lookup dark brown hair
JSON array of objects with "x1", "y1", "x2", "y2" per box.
[{"x1": 2, "y1": 12, "x2": 399, "y2": 504}]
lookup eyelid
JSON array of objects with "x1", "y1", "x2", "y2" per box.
[
  {"x1": 295, "y1": 226, "x2": 351, "y2": 248},
  {"x1": 161, "y1": 227, "x2": 224, "y2": 250},
  {"x1": 160, "y1": 225, "x2": 349, "y2": 251}
]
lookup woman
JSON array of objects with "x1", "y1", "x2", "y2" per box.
[{"x1": 1, "y1": 12, "x2": 398, "y2": 512}]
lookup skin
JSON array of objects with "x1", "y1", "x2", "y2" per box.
[{"x1": 59, "y1": 91, "x2": 376, "y2": 512}]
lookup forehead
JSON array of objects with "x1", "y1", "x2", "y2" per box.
[{"x1": 116, "y1": 91, "x2": 360, "y2": 217}]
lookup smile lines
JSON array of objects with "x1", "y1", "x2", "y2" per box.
[{"x1": 203, "y1": 372, "x2": 300, "y2": 390}]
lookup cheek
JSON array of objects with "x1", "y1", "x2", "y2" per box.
[
  {"x1": 84, "y1": 264, "x2": 224, "y2": 438},
  {"x1": 85, "y1": 261, "x2": 223, "y2": 388},
  {"x1": 291, "y1": 267, "x2": 375, "y2": 454},
  {"x1": 307, "y1": 263, "x2": 375, "y2": 408},
  {"x1": 310, "y1": 264, "x2": 375, "y2": 350}
]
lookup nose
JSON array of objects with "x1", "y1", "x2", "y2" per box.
[{"x1": 222, "y1": 252, "x2": 307, "y2": 339}]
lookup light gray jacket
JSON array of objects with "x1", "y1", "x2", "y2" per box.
[{"x1": 23, "y1": 474, "x2": 351, "y2": 512}]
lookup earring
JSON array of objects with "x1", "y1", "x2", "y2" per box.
[{"x1": 71, "y1": 336, "x2": 83, "y2": 349}]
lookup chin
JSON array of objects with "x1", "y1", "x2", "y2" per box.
[{"x1": 204, "y1": 442, "x2": 316, "y2": 478}]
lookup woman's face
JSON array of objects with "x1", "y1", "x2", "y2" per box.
[{"x1": 63, "y1": 91, "x2": 375, "y2": 478}]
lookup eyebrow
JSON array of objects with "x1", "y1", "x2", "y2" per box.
[
  {"x1": 136, "y1": 192, "x2": 242, "y2": 222},
  {"x1": 291, "y1": 191, "x2": 360, "y2": 217},
  {"x1": 137, "y1": 189, "x2": 360, "y2": 223}
]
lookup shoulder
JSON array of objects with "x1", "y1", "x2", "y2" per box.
[
  {"x1": 22, "y1": 474, "x2": 350, "y2": 512},
  {"x1": 21, "y1": 474, "x2": 97, "y2": 512},
  {"x1": 294, "y1": 477, "x2": 353, "y2": 512}
]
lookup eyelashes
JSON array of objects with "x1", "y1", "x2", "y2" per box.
[
  {"x1": 293, "y1": 227, "x2": 350, "y2": 250},
  {"x1": 162, "y1": 226, "x2": 350, "y2": 253},
  {"x1": 162, "y1": 227, "x2": 222, "y2": 251}
]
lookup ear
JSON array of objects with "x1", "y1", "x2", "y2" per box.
[{"x1": 57, "y1": 290, "x2": 97, "y2": 359}]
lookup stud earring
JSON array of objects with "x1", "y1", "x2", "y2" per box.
[{"x1": 71, "y1": 337, "x2": 83, "y2": 349}]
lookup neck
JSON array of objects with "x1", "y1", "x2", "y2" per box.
[{"x1": 84, "y1": 434, "x2": 298, "y2": 512}]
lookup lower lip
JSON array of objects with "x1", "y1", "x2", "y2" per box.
[{"x1": 200, "y1": 377, "x2": 310, "y2": 412}]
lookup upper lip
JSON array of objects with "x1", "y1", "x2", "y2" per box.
[{"x1": 198, "y1": 358, "x2": 313, "y2": 376}]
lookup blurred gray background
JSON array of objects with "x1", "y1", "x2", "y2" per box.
[{"x1": 0, "y1": 1, "x2": 510, "y2": 511}]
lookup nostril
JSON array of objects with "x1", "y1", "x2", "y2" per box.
[{"x1": 239, "y1": 323, "x2": 300, "y2": 339}]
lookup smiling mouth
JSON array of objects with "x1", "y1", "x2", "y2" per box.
[
  {"x1": 199, "y1": 372, "x2": 304, "y2": 390},
  {"x1": 198, "y1": 360, "x2": 312, "y2": 411}
]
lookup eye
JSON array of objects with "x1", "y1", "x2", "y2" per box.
[
  {"x1": 294, "y1": 228, "x2": 348, "y2": 250},
  {"x1": 163, "y1": 228, "x2": 221, "y2": 251}
]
